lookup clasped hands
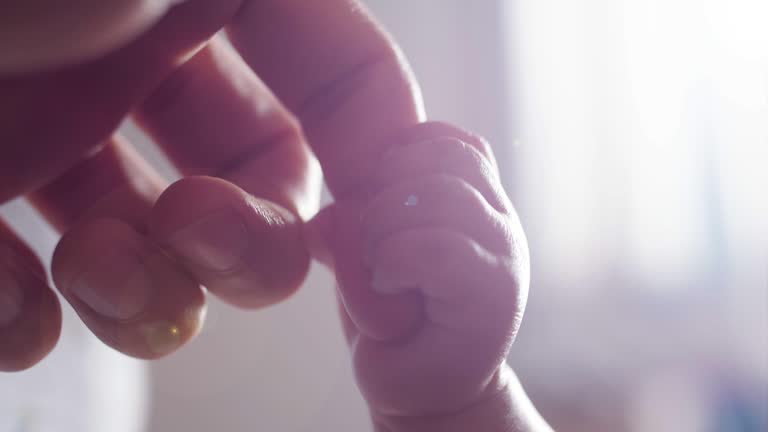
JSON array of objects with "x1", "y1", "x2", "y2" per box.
[{"x1": 0, "y1": 1, "x2": 541, "y2": 430}]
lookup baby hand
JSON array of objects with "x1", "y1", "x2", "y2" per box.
[{"x1": 308, "y1": 122, "x2": 533, "y2": 431}]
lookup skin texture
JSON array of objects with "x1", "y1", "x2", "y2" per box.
[
  {"x1": 307, "y1": 122, "x2": 550, "y2": 430},
  {"x1": 0, "y1": 1, "x2": 551, "y2": 430}
]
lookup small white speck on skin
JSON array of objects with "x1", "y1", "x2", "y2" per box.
[{"x1": 404, "y1": 195, "x2": 419, "y2": 207}]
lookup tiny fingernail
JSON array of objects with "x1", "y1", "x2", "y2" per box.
[
  {"x1": 0, "y1": 267, "x2": 24, "y2": 327},
  {"x1": 167, "y1": 208, "x2": 249, "y2": 273},
  {"x1": 69, "y1": 249, "x2": 153, "y2": 321}
]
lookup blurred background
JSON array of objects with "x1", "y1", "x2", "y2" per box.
[{"x1": 1, "y1": 1, "x2": 766, "y2": 431}]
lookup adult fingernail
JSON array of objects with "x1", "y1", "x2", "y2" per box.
[
  {"x1": 0, "y1": 266, "x2": 24, "y2": 327},
  {"x1": 165, "y1": 208, "x2": 250, "y2": 273},
  {"x1": 69, "y1": 248, "x2": 153, "y2": 321}
]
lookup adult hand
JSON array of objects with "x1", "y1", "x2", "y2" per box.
[
  {"x1": 0, "y1": 0, "x2": 187, "y2": 73},
  {"x1": 1, "y1": 0, "x2": 424, "y2": 371}
]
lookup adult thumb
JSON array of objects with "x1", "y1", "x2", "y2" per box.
[{"x1": 0, "y1": 0, "x2": 187, "y2": 74}]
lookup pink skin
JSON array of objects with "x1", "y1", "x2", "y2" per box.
[
  {"x1": 0, "y1": 0, "x2": 187, "y2": 73},
  {"x1": 1, "y1": 0, "x2": 551, "y2": 427},
  {"x1": 308, "y1": 129, "x2": 549, "y2": 430}
]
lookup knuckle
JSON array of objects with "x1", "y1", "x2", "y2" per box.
[{"x1": 296, "y1": 47, "x2": 407, "y2": 133}]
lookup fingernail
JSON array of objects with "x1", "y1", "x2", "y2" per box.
[
  {"x1": 0, "y1": 267, "x2": 24, "y2": 327},
  {"x1": 166, "y1": 208, "x2": 249, "y2": 273},
  {"x1": 69, "y1": 248, "x2": 153, "y2": 321}
]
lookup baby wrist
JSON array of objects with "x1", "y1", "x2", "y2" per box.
[{"x1": 372, "y1": 363, "x2": 552, "y2": 432}]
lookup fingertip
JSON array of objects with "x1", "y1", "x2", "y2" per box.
[
  {"x1": 0, "y1": 253, "x2": 62, "y2": 372},
  {"x1": 150, "y1": 176, "x2": 311, "y2": 309},
  {"x1": 52, "y1": 217, "x2": 206, "y2": 359}
]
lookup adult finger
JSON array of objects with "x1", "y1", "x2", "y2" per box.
[
  {"x1": 134, "y1": 40, "x2": 319, "y2": 307},
  {"x1": 52, "y1": 217, "x2": 204, "y2": 359},
  {"x1": 228, "y1": 0, "x2": 425, "y2": 340},
  {"x1": 135, "y1": 40, "x2": 320, "y2": 217},
  {"x1": 28, "y1": 137, "x2": 206, "y2": 359},
  {"x1": 149, "y1": 176, "x2": 309, "y2": 309},
  {"x1": 28, "y1": 137, "x2": 165, "y2": 232},
  {"x1": 227, "y1": 0, "x2": 424, "y2": 197},
  {"x1": 0, "y1": 221, "x2": 61, "y2": 372}
]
